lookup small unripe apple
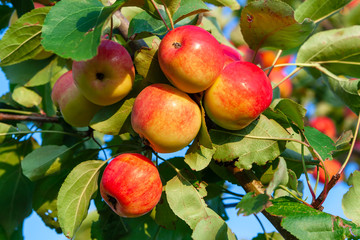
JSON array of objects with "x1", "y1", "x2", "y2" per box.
[
  {"x1": 311, "y1": 159, "x2": 344, "y2": 184},
  {"x1": 100, "y1": 153, "x2": 162, "y2": 218},
  {"x1": 51, "y1": 71, "x2": 101, "y2": 127},
  {"x1": 158, "y1": 25, "x2": 225, "y2": 93},
  {"x1": 72, "y1": 40, "x2": 135, "y2": 106},
  {"x1": 131, "y1": 84, "x2": 202, "y2": 153},
  {"x1": 309, "y1": 116, "x2": 337, "y2": 140},
  {"x1": 269, "y1": 69, "x2": 293, "y2": 98},
  {"x1": 204, "y1": 61, "x2": 273, "y2": 130}
]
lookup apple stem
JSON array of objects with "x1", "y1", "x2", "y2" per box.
[
  {"x1": 267, "y1": 50, "x2": 282, "y2": 77},
  {"x1": 150, "y1": 0, "x2": 171, "y2": 31},
  {"x1": 160, "y1": 0, "x2": 175, "y2": 30}
]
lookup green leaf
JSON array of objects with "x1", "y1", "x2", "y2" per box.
[
  {"x1": 210, "y1": 115, "x2": 289, "y2": 169},
  {"x1": 73, "y1": 211, "x2": 99, "y2": 240},
  {"x1": 165, "y1": 174, "x2": 208, "y2": 229},
  {"x1": 128, "y1": 9, "x2": 169, "y2": 36},
  {"x1": 296, "y1": 26, "x2": 360, "y2": 78},
  {"x1": 333, "y1": 130, "x2": 353, "y2": 155},
  {"x1": 0, "y1": 7, "x2": 51, "y2": 66},
  {"x1": 253, "y1": 232, "x2": 284, "y2": 240},
  {"x1": 172, "y1": 0, "x2": 209, "y2": 24},
  {"x1": 342, "y1": 170, "x2": 360, "y2": 225},
  {"x1": 154, "y1": 192, "x2": 178, "y2": 230},
  {"x1": 236, "y1": 192, "x2": 270, "y2": 216},
  {"x1": 281, "y1": 149, "x2": 315, "y2": 178},
  {"x1": 0, "y1": 123, "x2": 17, "y2": 144},
  {"x1": 0, "y1": 141, "x2": 36, "y2": 238},
  {"x1": 185, "y1": 144, "x2": 215, "y2": 171},
  {"x1": 41, "y1": 0, "x2": 126, "y2": 61},
  {"x1": 90, "y1": 98, "x2": 135, "y2": 135},
  {"x1": 304, "y1": 126, "x2": 336, "y2": 160},
  {"x1": 198, "y1": 102, "x2": 212, "y2": 148},
  {"x1": 267, "y1": 197, "x2": 360, "y2": 240},
  {"x1": 240, "y1": 0, "x2": 315, "y2": 51},
  {"x1": 57, "y1": 160, "x2": 105, "y2": 239},
  {"x1": 270, "y1": 98, "x2": 306, "y2": 129},
  {"x1": 12, "y1": 0, "x2": 34, "y2": 18},
  {"x1": 294, "y1": 0, "x2": 351, "y2": 23},
  {"x1": 204, "y1": 0, "x2": 240, "y2": 10},
  {"x1": 11, "y1": 86, "x2": 42, "y2": 108},
  {"x1": 21, "y1": 144, "x2": 73, "y2": 181},
  {"x1": 0, "y1": 5, "x2": 13, "y2": 32},
  {"x1": 266, "y1": 157, "x2": 289, "y2": 194},
  {"x1": 192, "y1": 215, "x2": 236, "y2": 240}
]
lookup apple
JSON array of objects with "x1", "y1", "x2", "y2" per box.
[
  {"x1": 100, "y1": 153, "x2": 162, "y2": 218},
  {"x1": 204, "y1": 61, "x2": 273, "y2": 130},
  {"x1": 51, "y1": 70, "x2": 102, "y2": 127},
  {"x1": 308, "y1": 116, "x2": 337, "y2": 140},
  {"x1": 158, "y1": 25, "x2": 225, "y2": 93},
  {"x1": 311, "y1": 159, "x2": 344, "y2": 184},
  {"x1": 221, "y1": 44, "x2": 242, "y2": 66},
  {"x1": 258, "y1": 50, "x2": 292, "y2": 69},
  {"x1": 72, "y1": 40, "x2": 135, "y2": 106},
  {"x1": 269, "y1": 69, "x2": 293, "y2": 98},
  {"x1": 131, "y1": 83, "x2": 202, "y2": 153}
]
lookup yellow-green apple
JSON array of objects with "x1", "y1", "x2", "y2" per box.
[
  {"x1": 100, "y1": 153, "x2": 162, "y2": 217},
  {"x1": 309, "y1": 116, "x2": 337, "y2": 140},
  {"x1": 204, "y1": 61, "x2": 273, "y2": 130},
  {"x1": 221, "y1": 44, "x2": 242, "y2": 66},
  {"x1": 72, "y1": 40, "x2": 135, "y2": 106},
  {"x1": 131, "y1": 83, "x2": 202, "y2": 153},
  {"x1": 51, "y1": 70, "x2": 102, "y2": 127},
  {"x1": 311, "y1": 159, "x2": 344, "y2": 184},
  {"x1": 158, "y1": 25, "x2": 225, "y2": 93},
  {"x1": 269, "y1": 69, "x2": 293, "y2": 98}
]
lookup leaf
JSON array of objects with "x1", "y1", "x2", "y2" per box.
[
  {"x1": 21, "y1": 144, "x2": 73, "y2": 181},
  {"x1": 342, "y1": 170, "x2": 360, "y2": 225},
  {"x1": 57, "y1": 160, "x2": 105, "y2": 239},
  {"x1": 192, "y1": 215, "x2": 236, "y2": 240},
  {"x1": 267, "y1": 197, "x2": 360, "y2": 239},
  {"x1": 210, "y1": 115, "x2": 289, "y2": 169},
  {"x1": 41, "y1": 0, "x2": 126, "y2": 61},
  {"x1": 11, "y1": 0, "x2": 34, "y2": 18},
  {"x1": 0, "y1": 7, "x2": 51, "y2": 66},
  {"x1": 198, "y1": 102, "x2": 212, "y2": 148},
  {"x1": 11, "y1": 86, "x2": 42, "y2": 108},
  {"x1": 296, "y1": 26, "x2": 360, "y2": 78},
  {"x1": 204, "y1": 0, "x2": 240, "y2": 10},
  {"x1": 0, "y1": 123, "x2": 17, "y2": 144},
  {"x1": 294, "y1": 0, "x2": 352, "y2": 23},
  {"x1": 165, "y1": 174, "x2": 208, "y2": 229},
  {"x1": 185, "y1": 144, "x2": 215, "y2": 171},
  {"x1": 73, "y1": 211, "x2": 100, "y2": 240},
  {"x1": 90, "y1": 98, "x2": 135, "y2": 135},
  {"x1": 240, "y1": 0, "x2": 315, "y2": 51},
  {"x1": 154, "y1": 192, "x2": 178, "y2": 230},
  {"x1": 172, "y1": 0, "x2": 209, "y2": 24},
  {"x1": 128, "y1": 9, "x2": 169, "y2": 36},
  {"x1": 266, "y1": 157, "x2": 289, "y2": 194},
  {"x1": 270, "y1": 98, "x2": 306, "y2": 129},
  {"x1": 0, "y1": 5, "x2": 13, "y2": 33},
  {"x1": 304, "y1": 126, "x2": 336, "y2": 160},
  {"x1": 253, "y1": 232, "x2": 284, "y2": 240},
  {"x1": 236, "y1": 192, "x2": 270, "y2": 216},
  {"x1": 333, "y1": 130, "x2": 353, "y2": 155}
]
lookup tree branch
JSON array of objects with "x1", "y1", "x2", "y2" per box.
[
  {"x1": 227, "y1": 166, "x2": 298, "y2": 240},
  {"x1": 0, "y1": 113, "x2": 59, "y2": 123}
]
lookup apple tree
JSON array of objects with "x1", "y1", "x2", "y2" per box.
[{"x1": 1, "y1": 0, "x2": 360, "y2": 239}]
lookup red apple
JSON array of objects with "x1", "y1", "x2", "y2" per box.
[
  {"x1": 51, "y1": 71, "x2": 102, "y2": 127},
  {"x1": 204, "y1": 61, "x2": 273, "y2": 130},
  {"x1": 258, "y1": 50, "x2": 292, "y2": 69},
  {"x1": 309, "y1": 116, "x2": 337, "y2": 140},
  {"x1": 269, "y1": 69, "x2": 293, "y2": 98},
  {"x1": 311, "y1": 159, "x2": 344, "y2": 184},
  {"x1": 100, "y1": 153, "x2": 162, "y2": 218},
  {"x1": 158, "y1": 25, "x2": 225, "y2": 93},
  {"x1": 72, "y1": 40, "x2": 135, "y2": 106},
  {"x1": 221, "y1": 44, "x2": 242, "y2": 66},
  {"x1": 131, "y1": 84, "x2": 202, "y2": 153}
]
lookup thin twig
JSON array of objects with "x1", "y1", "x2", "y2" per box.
[{"x1": 0, "y1": 113, "x2": 59, "y2": 123}]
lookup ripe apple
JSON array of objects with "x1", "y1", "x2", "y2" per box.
[
  {"x1": 131, "y1": 83, "x2": 202, "y2": 153},
  {"x1": 269, "y1": 69, "x2": 293, "y2": 98},
  {"x1": 51, "y1": 70, "x2": 102, "y2": 127},
  {"x1": 204, "y1": 61, "x2": 273, "y2": 130},
  {"x1": 158, "y1": 25, "x2": 225, "y2": 93},
  {"x1": 100, "y1": 153, "x2": 162, "y2": 218},
  {"x1": 221, "y1": 44, "x2": 242, "y2": 66},
  {"x1": 72, "y1": 40, "x2": 135, "y2": 106},
  {"x1": 309, "y1": 116, "x2": 337, "y2": 140},
  {"x1": 258, "y1": 50, "x2": 292, "y2": 69},
  {"x1": 311, "y1": 159, "x2": 344, "y2": 184}
]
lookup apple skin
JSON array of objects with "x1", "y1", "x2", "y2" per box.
[
  {"x1": 204, "y1": 61, "x2": 273, "y2": 130},
  {"x1": 131, "y1": 83, "x2": 202, "y2": 153},
  {"x1": 158, "y1": 25, "x2": 225, "y2": 93},
  {"x1": 51, "y1": 70, "x2": 102, "y2": 127},
  {"x1": 269, "y1": 69, "x2": 293, "y2": 98},
  {"x1": 100, "y1": 153, "x2": 163, "y2": 218},
  {"x1": 311, "y1": 159, "x2": 344, "y2": 184},
  {"x1": 72, "y1": 40, "x2": 135, "y2": 106},
  {"x1": 221, "y1": 44, "x2": 242, "y2": 66},
  {"x1": 309, "y1": 116, "x2": 337, "y2": 140}
]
